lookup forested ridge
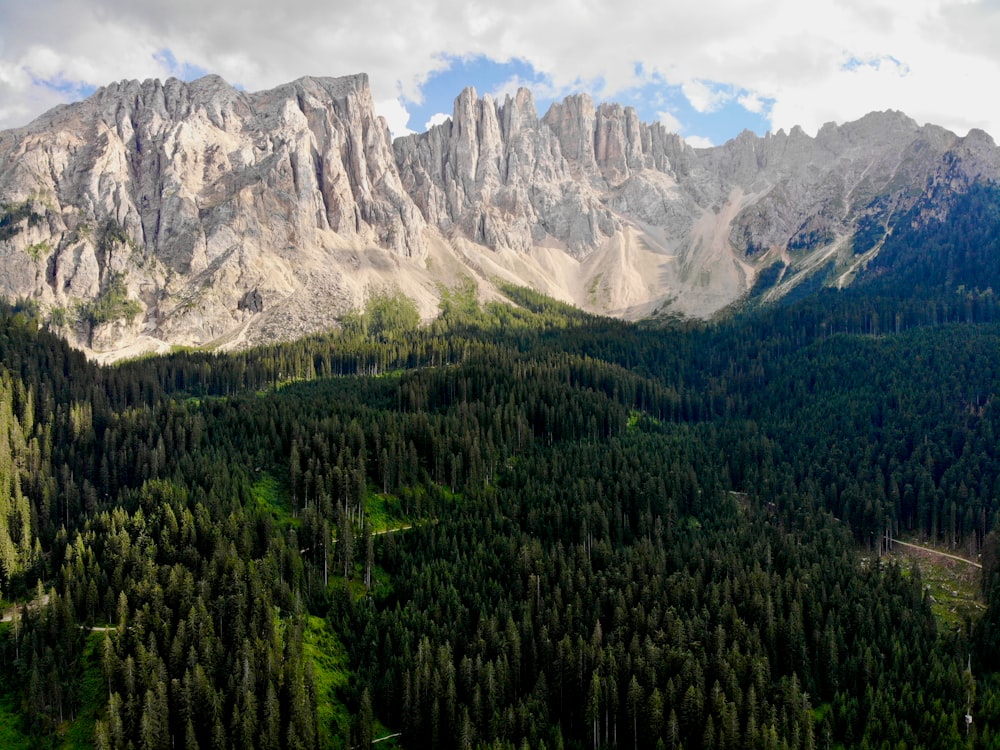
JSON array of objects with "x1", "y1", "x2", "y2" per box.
[{"x1": 1, "y1": 270, "x2": 1000, "y2": 749}]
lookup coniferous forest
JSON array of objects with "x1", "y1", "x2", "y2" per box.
[{"x1": 4, "y1": 202, "x2": 1000, "y2": 749}]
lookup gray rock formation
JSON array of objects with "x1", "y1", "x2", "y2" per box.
[
  {"x1": 0, "y1": 73, "x2": 427, "y2": 354},
  {"x1": 238, "y1": 288, "x2": 264, "y2": 314},
  {"x1": 1, "y1": 73, "x2": 998, "y2": 357}
]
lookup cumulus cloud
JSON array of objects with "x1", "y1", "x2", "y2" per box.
[
  {"x1": 488, "y1": 74, "x2": 566, "y2": 105},
  {"x1": 1, "y1": 0, "x2": 999, "y2": 142},
  {"x1": 681, "y1": 80, "x2": 730, "y2": 114},
  {"x1": 425, "y1": 112, "x2": 452, "y2": 130},
  {"x1": 737, "y1": 93, "x2": 766, "y2": 115},
  {"x1": 683, "y1": 135, "x2": 715, "y2": 149},
  {"x1": 656, "y1": 111, "x2": 683, "y2": 134},
  {"x1": 375, "y1": 98, "x2": 414, "y2": 139}
]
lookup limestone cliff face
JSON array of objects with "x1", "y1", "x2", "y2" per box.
[
  {"x1": 393, "y1": 91, "x2": 1000, "y2": 318},
  {"x1": 0, "y1": 74, "x2": 998, "y2": 357},
  {"x1": 394, "y1": 87, "x2": 614, "y2": 255},
  {"x1": 394, "y1": 88, "x2": 698, "y2": 256},
  {"x1": 0, "y1": 74, "x2": 425, "y2": 353}
]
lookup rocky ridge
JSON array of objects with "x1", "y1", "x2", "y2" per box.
[{"x1": 0, "y1": 73, "x2": 997, "y2": 358}]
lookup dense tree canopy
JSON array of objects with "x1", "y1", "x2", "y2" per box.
[{"x1": 0, "y1": 259, "x2": 999, "y2": 749}]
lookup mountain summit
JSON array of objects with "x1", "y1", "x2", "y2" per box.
[{"x1": 0, "y1": 73, "x2": 996, "y2": 357}]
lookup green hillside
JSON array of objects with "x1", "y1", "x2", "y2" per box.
[{"x1": 1, "y1": 272, "x2": 1000, "y2": 748}]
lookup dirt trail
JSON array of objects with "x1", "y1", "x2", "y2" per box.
[
  {"x1": 3, "y1": 594, "x2": 118, "y2": 632},
  {"x1": 891, "y1": 539, "x2": 982, "y2": 569}
]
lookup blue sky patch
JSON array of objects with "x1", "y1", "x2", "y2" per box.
[
  {"x1": 29, "y1": 73, "x2": 95, "y2": 101},
  {"x1": 841, "y1": 55, "x2": 910, "y2": 76},
  {"x1": 401, "y1": 56, "x2": 773, "y2": 146},
  {"x1": 402, "y1": 55, "x2": 555, "y2": 130},
  {"x1": 153, "y1": 49, "x2": 210, "y2": 82}
]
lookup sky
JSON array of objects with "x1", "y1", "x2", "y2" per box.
[{"x1": 0, "y1": 0, "x2": 998, "y2": 148}]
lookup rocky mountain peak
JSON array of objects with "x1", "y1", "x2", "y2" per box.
[
  {"x1": 0, "y1": 72, "x2": 430, "y2": 356},
  {"x1": 500, "y1": 88, "x2": 539, "y2": 137},
  {"x1": 2, "y1": 73, "x2": 999, "y2": 359},
  {"x1": 541, "y1": 93, "x2": 598, "y2": 174}
]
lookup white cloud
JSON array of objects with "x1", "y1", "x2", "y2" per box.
[
  {"x1": 656, "y1": 111, "x2": 683, "y2": 133},
  {"x1": 1, "y1": 0, "x2": 999, "y2": 142},
  {"x1": 425, "y1": 112, "x2": 451, "y2": 130},
  {"x1": 683, "y1": 135, "x2": 715, "y2": 149},
  {"x1": 489, "y1": 75, "x2": 565, "y2": 105},
  {"x1": 681, "y1": 80, "x2": 730, "y2": 114},
  {"x1": 737, "y1": 93, "x2": 765, "y2": 115},
  {"x1": 375, "y1": 98, "x2": 414, "y2": 139}
]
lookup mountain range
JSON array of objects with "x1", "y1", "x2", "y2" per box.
[{"x1": 0, "y1": 72, "x2": 998, "y2": 358}]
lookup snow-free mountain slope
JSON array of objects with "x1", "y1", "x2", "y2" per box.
[{"x1": 0, "y1": 73, "x2": 997, "y2": 358}]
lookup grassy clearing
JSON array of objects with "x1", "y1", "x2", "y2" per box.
[
  {"x1": 303, "y1": 615, "x2": 351, "y2": 748},
  {"x1": 0, "y1": 630, "x2": 106, "y2": 749},
  {"x1": 60, "y1": 632, "x2": 106, "y2": 749},
  {"x1": 316, "y1": 515, "x2": 401, "y2": 749},
  {"x1": 366, "y1": 491, "x2": 409, "y2": 533},
  {"x1": 0, "y1": 691, "x2": 30, "y2": 750},
  {"x1": 626, "y1": 409, "x2": 664, "y2": 432},
  {"x1": 365, "y1": 491, "x2": 395, "y2": 532},
  {"x1": 887, "y1": 540, "x2": 984, "y2": 632},
  {"x1": 252, "y1": 472, "x2": 297, "y2": 528},
  {"x1": 333, "y1": 559, "x2": 394, "y2": 602}
]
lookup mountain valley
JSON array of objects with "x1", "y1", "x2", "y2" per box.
[{"x1": 2, "y1": 73, "x2": 1000, "y2": 750}]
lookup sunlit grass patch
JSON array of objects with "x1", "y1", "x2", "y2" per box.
[
  {"x1": 252, "y1": 472, "x2": 298, "y2": 527},
  {"x1": 303, "y1": 615, "x2": 351, "y2": 747}
]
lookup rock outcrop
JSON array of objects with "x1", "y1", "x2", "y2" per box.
[
  {"x1": 0, "y1": 74, "x2": 428, "y2": 353},
  {"x1": 1, "y1": 73, "x2": 998, "y2": 357},
  {"x1": 393, "y1": 88, "x2": 704, "y2": 258}
]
